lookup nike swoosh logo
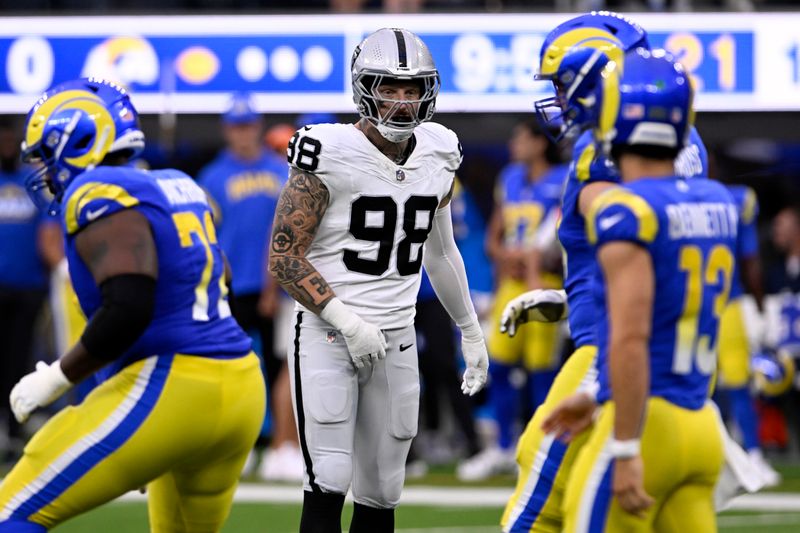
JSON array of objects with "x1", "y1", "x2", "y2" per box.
[
  {"x1": 598, "y1": 212, "x2": 625, "y2": 231},
  {"x1": 399, "y1": 343, "x2": 414, "y2": 352},
  {"x1": 86, "y1": 205, "x2": 110, "y2": 221}
]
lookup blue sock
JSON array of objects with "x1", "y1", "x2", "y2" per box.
[
  {"x1": 489, "y1": 362, "x2": 518, "y2": 450},
  {"x1": 0, "y1": 520, "x2": 47, "y2": 532},
  {"x1": 728, "y1": 387, "x2": 760, "y2": 451},
  {"x1": 528, "y1": 369, "x2": 558, "y2": 413}
]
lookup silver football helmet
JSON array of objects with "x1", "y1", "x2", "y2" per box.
[{"x1": 351, "y1": 28, "x2": 440, "y2": 143}]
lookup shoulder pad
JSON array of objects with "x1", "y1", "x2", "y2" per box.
[
  {"x1": 287, "y1": 123, "x2": 347, "y2": 176},
  {"x1": 416, "y1": 123, "x2": 462, "y2": 172},
  {"x1": 62, "y1": 166, "x2": 151, "y2": 235},
  {"x1": 587, "y1": 187, "x2": 658, "y2": 246}
]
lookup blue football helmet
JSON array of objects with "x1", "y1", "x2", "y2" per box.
[
  {"x1": 752, "y1": 348, "x2": 796, "y2": 397},
  {"x1": 593, "y1": 48, "x2": 693, "y2": 158},
  {"x1": 21, "y1": 77, "x2": 145, "y2": 213},
  {"x1": 534, "y1": 11, "x2": 650, "y2": 141}
]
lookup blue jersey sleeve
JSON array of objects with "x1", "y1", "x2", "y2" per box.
[
  {"x1": 675, "y1": 127, "x2": 708, "y2": 178},
  {"x1": 587, "y1": 187, "x2": 659, "y2": 248},
  {"x1": 572, "y1": 132, "x2": 620, "y2": 185},
  {"x1": 61, "y1": 166, "x2": 152, "y2": 235}
]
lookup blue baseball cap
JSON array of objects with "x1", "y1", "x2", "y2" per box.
[{"x1": 223, "y1": 93, "x2": 259, "y2": 124}]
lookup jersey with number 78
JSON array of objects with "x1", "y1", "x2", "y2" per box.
[
  {"x1": 286, "y1": 122, "x2": 462, "y2": 330},
  {"x1": 61, "y1": 165, "x2": 252, "y2": 378},
  {"x1": 587, "y1": 177, "x2": 738, "y2": 410}
]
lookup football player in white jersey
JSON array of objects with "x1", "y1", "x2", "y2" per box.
[{"x1": 268, "y1": 28, "x2": 489, "y2": 533}]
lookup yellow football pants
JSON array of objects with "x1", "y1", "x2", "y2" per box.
[
  {"x1": 717, "y1": 298, "x2": 751, "y2": 388},
  {"x1": 0, "y1": 353, "x2": 265, "y2": 532},
  {"x1": 563, "y1": 398, "x2": 723, "y2": 533},
  {"x1": 502, "y1": 345, "x2": 597, "y2": 532}
]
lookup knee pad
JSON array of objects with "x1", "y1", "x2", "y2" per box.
[
  {"x1": 388, "y1": 385, "x2": 419, "y2": 440},
  {"x1": 313, "y1": 453, "x2": 353, "y2": 494},
  {"x1": 307, "y1": 370, "x2": 353, "y2": 424}
]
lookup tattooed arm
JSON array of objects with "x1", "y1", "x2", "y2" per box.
[
  {"x1": 269, "y1": 167, "x2": 387, "y2": 366},
  {"x1": 268, "y1": 167, "x2": 335, "y2": 314}
]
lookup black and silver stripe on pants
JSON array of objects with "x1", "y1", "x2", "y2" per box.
[{"x1": 292, "y1": 311, "x2": 320, "y2": 492}]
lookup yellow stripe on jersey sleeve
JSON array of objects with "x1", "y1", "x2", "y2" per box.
[
  {"x1": 741, "y1": 187, "x2": 757, "y2": 225},
  {"x1": 586, "y1": 187, "x2": 658, "y2": 245},
  {"x1": 575, "y1": 142, "x2": 596, "y2": 182},
  {"x1": 64, "y1": 182, "x2": 140, "y2": 234}
]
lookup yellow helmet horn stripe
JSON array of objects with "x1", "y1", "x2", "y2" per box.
[
  {"x1": 24, "y1": 89, "x2": 116, "y2": 170},
  {"x1": 540, "y1": 28, "x2": 624, "y2": 78}
]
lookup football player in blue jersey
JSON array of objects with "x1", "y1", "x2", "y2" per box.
[
  {"x1": 561, "y1": 48, "x2": 735, "y2": 531},
  {"x1": 459, "y1": 121, "x2": 566, "y2": 481},
  {"x1": 0, "y1": 78, "x2": 266, "y2": 532},
  {"x1": 716, "y1": 184, "x2": 781, "y2": 485},
  {"x1": 501, "y1": 12, "x2": 714, "y2": 532},
  {"x1": 502, "y1": 13, "x2": 656, "y2": 531}
]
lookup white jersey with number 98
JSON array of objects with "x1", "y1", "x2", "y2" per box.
[{"x1": 287, "y1": 122, "x2": 462, "y2": 330}]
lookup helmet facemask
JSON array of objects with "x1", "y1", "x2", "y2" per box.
[{"x1": 353, "y1": 71, "x2": 440, "y2": 143}]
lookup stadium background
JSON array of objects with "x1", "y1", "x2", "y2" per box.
[{"x1": 1, "y1": 2, "x2": 800, "y2": 531}]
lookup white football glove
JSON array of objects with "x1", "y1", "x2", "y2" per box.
[
  {"x1": 321, "y1": 298, "x2": 387, "y2": 369},
  {"x1": 10, "y1": 360, "x2": 73, "y2": 423},
  {"x1": 499, "y1": 289, "x2": 569, "y2": 338},
  {"x1": 460, "y1": 324, "x2": 489, "y2": 396}
]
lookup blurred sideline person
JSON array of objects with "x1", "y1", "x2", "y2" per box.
[
  {"x1": 498, "y1": 13, "x2": 718, "y2": 532},
  {"x1": 269, "y1": 28, "x2": 489, "y2": 532},
  {"x1": 771, "y1": 205, "x2": 800, "y2": 356},
  {"x1": 0, "y1": 78, "x2": 265, "y2": 531},
  {"x1": 198, "y1": 93, "x2": 302, "y2": 481},
  {"x1": 761, "y1": 205, "x2": 800, "y2": 449},
  {"x1": 561, "y1": 48, "x2": 734, "y2": 531},
  {"x1": 458, "y1": 120, "x2": 566, "y2": 481},
  {"x1": 0, "y1": 119, "x2": 62, "y2": 464},
  {"x1": 408, "y1": 270, "x2": 482, "y2": 476},
  {"x1": 715, "y1": 184, "x2": 780, "y2": 485}
]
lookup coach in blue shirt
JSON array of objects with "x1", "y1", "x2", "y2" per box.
[
  {"x1": 0, "y1": 119, "x2": 61, "y2": 461},
  {"x1": 198, "y1": 95, "x2": 288, "y2": 431}
]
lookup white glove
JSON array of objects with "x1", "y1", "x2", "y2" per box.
[
  {"x1": 10, "y1": 360, "x2": 73, "y2": 423},
  {"x1": 321, "y1": 298, "x2": 387, "y2": 369},
  {"x1": 460, "y1": 324, "x2": 489, "y2": 396},
  {"x1": 499, "y1": 289, "x2": 568, "y2": 337}
]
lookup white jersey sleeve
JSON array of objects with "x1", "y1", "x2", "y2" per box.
[{"x1": 289, "y1": 122, "x2": 460, "y2": 329}]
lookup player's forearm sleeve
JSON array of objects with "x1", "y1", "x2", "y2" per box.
[
  {"x1": 81, "y1": 274, "x2": 156, "y2": 361},
  {"x1": 423, "y1": 205, "x2": 481, "y2": 339}
]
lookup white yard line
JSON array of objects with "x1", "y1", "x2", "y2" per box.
[
  {"x1": 112, "y1": 484, "x2": 800, "y2": 511},
  {"x1": 717, "y1": 512, "x2": 800, "y2": 528}
]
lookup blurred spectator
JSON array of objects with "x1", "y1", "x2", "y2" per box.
[
  {"x1": 770, "y1": 205, "x2": 800, "y2": 355},
  {"x1": 457, "y1": 120, "x2": 566, "y2": 481},
  {"x1": 0, "y1": 119, "x2": 62, "y2": 463},
  {"x1": 197, "y1": 93, "x2": 302, "y2": 481}
]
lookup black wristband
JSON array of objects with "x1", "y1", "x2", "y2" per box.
[{"x1": 80, "y1": 274, "x2": 157, "y2": 361}]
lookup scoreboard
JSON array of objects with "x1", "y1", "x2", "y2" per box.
[{"x1": 0, "y1": 13, "x2": 795, "y2": 113}]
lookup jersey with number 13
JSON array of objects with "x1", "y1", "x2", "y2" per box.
[
  {"x1": 286, "y1": 123, "x2": 462, "y2": 330},
  {"x1": 61, "y1": 166, "x2": 252, "y2": 377},
  {"x1": 587, "y1": 177, "x2": 738, "y2": 410}
]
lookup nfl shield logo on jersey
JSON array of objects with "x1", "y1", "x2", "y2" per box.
[
  {"x1": 396, "y1": 169, "x2": 406, "y2": 182},
  {"x1": 326, "y1": 330, "x2": 337, "y2": 343}
]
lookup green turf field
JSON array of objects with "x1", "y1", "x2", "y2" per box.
[
  {"x1": 47, "y1": 463, "x2": 800, "y2": 532},
  {"x1": 50, "y1": 503, "x2": 800, "y2": 532}
]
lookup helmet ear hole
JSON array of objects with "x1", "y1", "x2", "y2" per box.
[{"x1": 73, "y1": 133, "x2": 93, "y2": 150}]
